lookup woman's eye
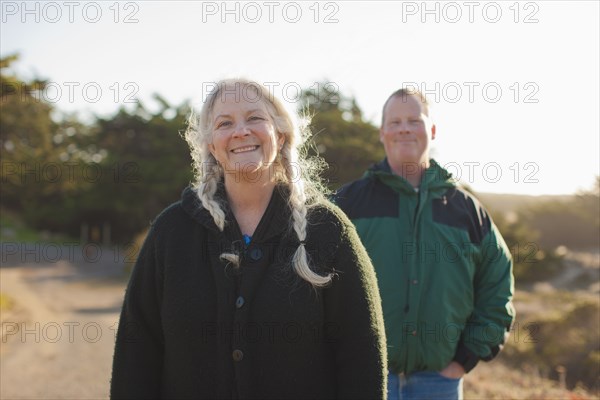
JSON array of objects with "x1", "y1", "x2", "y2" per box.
[
  {"x1": 249, "y1": 116, "x2": 264, "y2": 121},
  {"x1": 216, "y1": 121, "x2": 231, "y2": 128}
]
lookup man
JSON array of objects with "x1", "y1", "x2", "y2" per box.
[{"x1": 334, "y1": 89, "x2": 515, "y2": 399}]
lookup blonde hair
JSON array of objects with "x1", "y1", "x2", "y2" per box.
[{"x1": 184, "y1": 79, "x2": 332, "y2": 287}]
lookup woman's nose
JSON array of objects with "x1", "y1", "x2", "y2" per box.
[{"x1": 232, "y1": 123, "x2": 250, "y2": 138}]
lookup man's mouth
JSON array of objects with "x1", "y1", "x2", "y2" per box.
[{"x1": 231, "y1": 145, "x2": 259, "y2": 154}]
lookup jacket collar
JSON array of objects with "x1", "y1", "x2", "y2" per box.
[
  {"x1": 366, "y1": 158, "x2": 455, "y2": 194},
  {"x1": 180, "y1": 182, "x2": 291, "y2": 242}
]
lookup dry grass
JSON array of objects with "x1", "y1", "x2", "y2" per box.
[
  {"x1": 463, "y1": 250, "x2": 600, "y2": 399},
  {"x1": 0, "y1": 292, "x2": 14, "y2": 310},
  {"x1": 465, "y1": 360, "x2": 596, "y2": 399}
]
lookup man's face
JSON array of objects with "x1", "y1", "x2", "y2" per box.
[{"x1": 380, "y1": 95, "x2": 436, "y2": 167}]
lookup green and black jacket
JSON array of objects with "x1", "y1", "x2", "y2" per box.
[{"x1": 334, "y1": 158, "x2": 515, "y2": 374}]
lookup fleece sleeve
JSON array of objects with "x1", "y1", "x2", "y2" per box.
[
  {"x1": 110, "y1": 221, "x2": 165, "y2": 399},
  {"x1": 323, "y1": 209, "x2": 388, "y2": 399}
]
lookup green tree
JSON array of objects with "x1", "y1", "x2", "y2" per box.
[
  {"x1": 299, "y1": 82, "x2": 384, "y2": 189},
  {"x1": 0, "y1": 54, "x2": 79, "y2": 226},
  {"x1": 0, "y1": 55, "x2": 193, "y2": 243},
  {"x1": 80, "y1": 98, "x2": 193, "y2": 243}
]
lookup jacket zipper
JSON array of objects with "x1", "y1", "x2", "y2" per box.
[
  {"x1": 405, "y1": 189, "x2": 425, "y2": 313},
  {"x1": 403, "y1": 279, "x2": 410, "y2": 313}
]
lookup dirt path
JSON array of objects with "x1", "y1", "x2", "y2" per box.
[
  {"x1": 2, "y1": 246, "x2": 597, "y2": 399},
  {"x1": 1, "y1": 247, "x2": 127, "y2": 400}
]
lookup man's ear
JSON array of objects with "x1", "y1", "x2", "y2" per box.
[
  {"x1": 379, "y1": 128, "x2": 385, "y2": 143},
  {"x1": 431, "y1": 124, "x2": 436, "y2": 140}
]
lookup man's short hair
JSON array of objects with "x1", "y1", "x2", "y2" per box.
[{"x1": 381, "y1": 88, "x2": 431, "y2": 126}]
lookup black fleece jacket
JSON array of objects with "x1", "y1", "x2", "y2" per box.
[{"x1": 110, "y1": 184, "x2": 387, "y2": 399}]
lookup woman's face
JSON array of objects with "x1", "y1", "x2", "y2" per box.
[{"x1": 208, "y1": 86, "x2": 284, "y2": 183}]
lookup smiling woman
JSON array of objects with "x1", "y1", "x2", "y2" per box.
[
  {"x1": 187, "y1": 80, "x2": 333, "y2": 281},
  {"x1": 208, "y1": 92, "x2": 283, "y2": 182},
  {"x1": 110, "y1": 79, "x2": 387, "y2": 399}
]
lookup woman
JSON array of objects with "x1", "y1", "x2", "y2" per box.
[{"x1": 110, "y1": 79, "x2": 387, "y2": 399}]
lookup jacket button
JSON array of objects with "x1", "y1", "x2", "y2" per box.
[
  {"x1": 235, "y1": 296, "x2": 245, "y2": 309},
  {"x1": 249, "y1": 247, "x2": 262, "y2": 261},
  {"x1": 412, "y1": 280, "x2": 418, "y2": 285},
  {"x1": 232, "y1": 349, "x2": 244, "y2": 362},
  {"x1": 411, "y1": 330, "x2": 417, "y2": 336}
]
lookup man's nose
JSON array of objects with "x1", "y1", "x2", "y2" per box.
[{"x1": 398, "y1": 121, "x2": 410, "y2": 133}]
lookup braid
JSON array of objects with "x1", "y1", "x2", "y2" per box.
[
  {"x1": 195, "y1": 158, "x2": 241, "y2": 268},
  {"x1": 284, "y1": 148, "x2": 333, "y2": 287},
  {"x1": 196, "y1": 167, "x2": 225, "y2": 231},
  {"x1": 185, "y1": 103, "x2": 226, "y2": 231}
]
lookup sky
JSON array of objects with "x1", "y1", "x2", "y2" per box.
[{"x1": 1, "y1": 0, "x2": 599, "y2": 195}]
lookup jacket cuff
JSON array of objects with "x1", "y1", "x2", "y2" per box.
[{"x1": 452, "y1": 342, "x2": 480, "y2": 373}]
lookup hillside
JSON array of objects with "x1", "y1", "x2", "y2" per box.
[{"x1": 475, "y1": 193, "x2": 573, "y2": 214}]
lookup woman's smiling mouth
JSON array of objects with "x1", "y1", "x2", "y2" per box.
[{"x1": 231, "y1": 145, "x2": 259, "y2": 154}]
